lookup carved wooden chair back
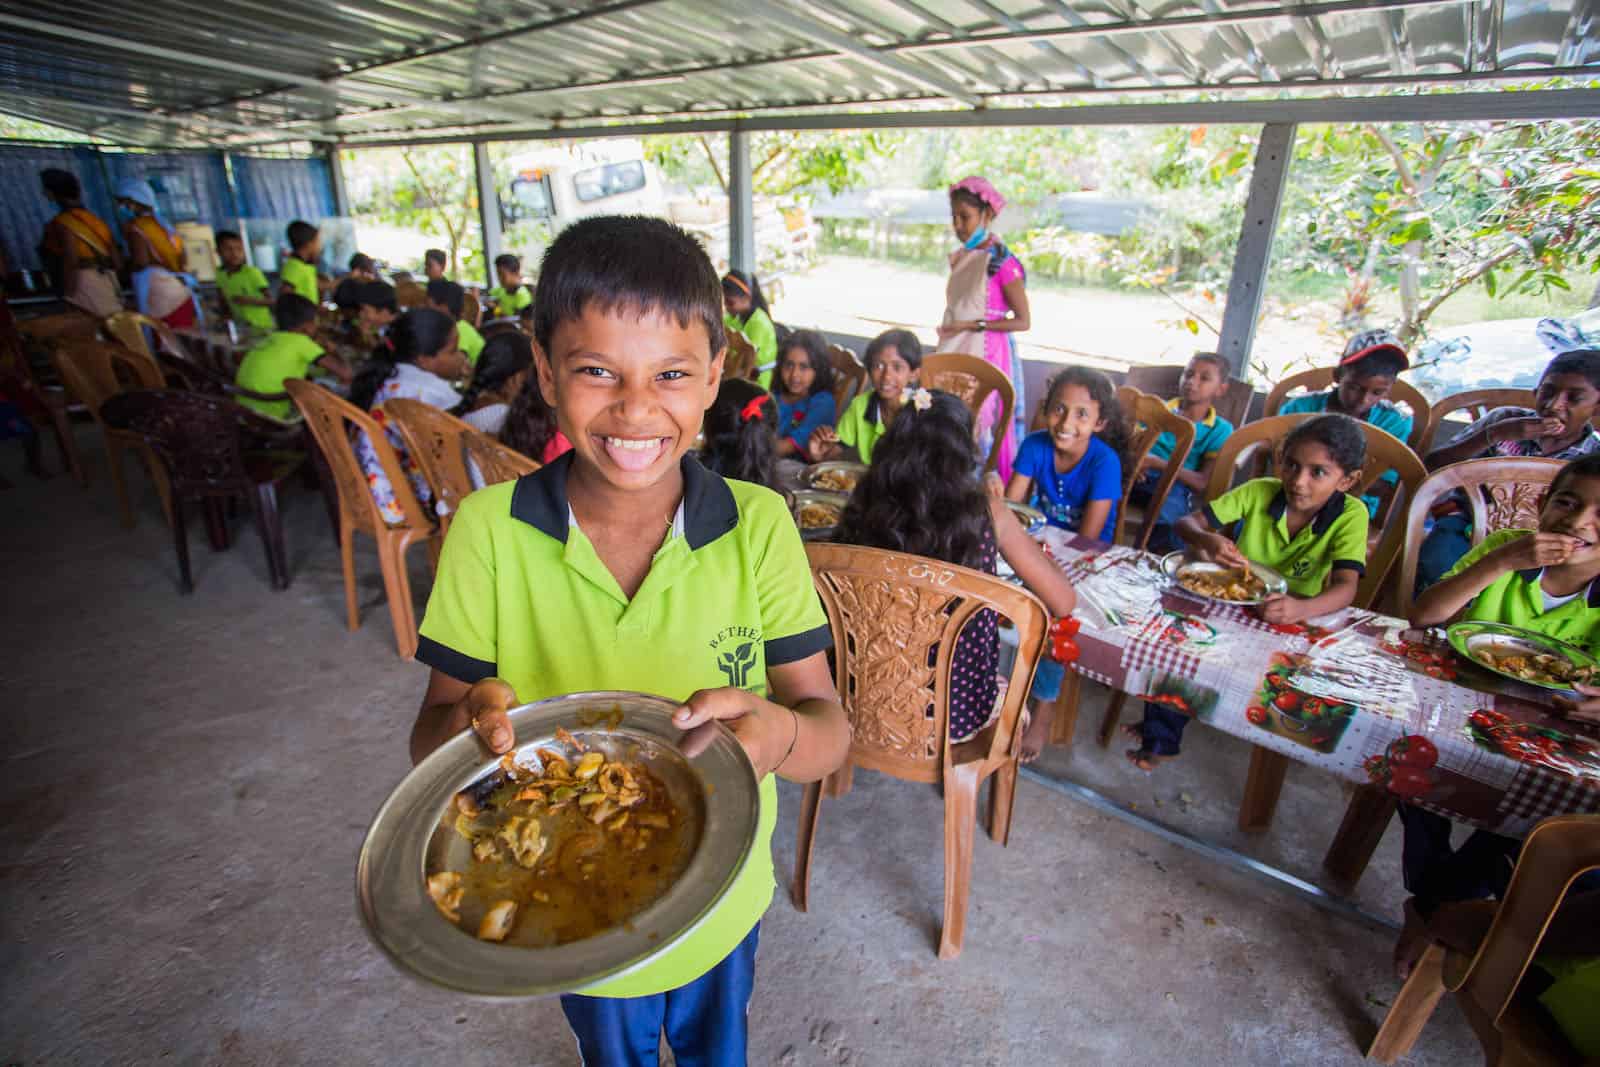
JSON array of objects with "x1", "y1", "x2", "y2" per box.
[
  {"x1": 724, "y1": 328, "x2": 758, "y2": 381},
  {"x1": 1123, "y1": 362, "x2": 1254, "y2": 429},
  {"x1": 1118, "y1": 387, "x2": 1196, "y2": 549},
  {"x1": 828, "y1": 343, "x2": 867, "y2": 414},
  {"x1": 920, "y1": 352, "x2": 1015, "y2": 473},
  {"x1": 1419, "y1": 388, "x2": 1537, "y2": 454}
]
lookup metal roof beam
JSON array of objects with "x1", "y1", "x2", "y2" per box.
[{"x1": 737, "y1": 0, "x2": 983, "y2": 106}]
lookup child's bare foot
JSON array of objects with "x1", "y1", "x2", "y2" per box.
[
  {"x1": 1392, "y1": 898, "x2": 1430, "y2": 980},
  {"x1": 1125, "y1": 747, "x2": 1172, "y2": 773},
  {"x1": 1020, "y1": 701, "x2": 1054, "y2": 762}
]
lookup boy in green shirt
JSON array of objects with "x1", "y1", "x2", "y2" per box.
[
  {"x1": 214, "y1": 230, "x2": 274, "y2": 333},
  {"x1": 278, "y1": 220, "x2": 324, "y2": 303},
  {"x1": 425, "y1": 279, "x2": 485, "y2": 364},
  {"x1": 408, "y1": 216, "x2": 847, "y2": 1061},
  {"x1": 233, "y1": 293, "x2": 352, "y2": 419},
  {"x1": 485, "y1": 252, "x2": 532, "y2": 319}
]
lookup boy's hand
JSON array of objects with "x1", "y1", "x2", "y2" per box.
[
  {"x1": 1555, "y1": 683, "x2": 1600, "y2": 726},
  {"x1": 1257, "y1": 593, "x2": 1308, "y2": 625},
  {"x1": 1489, "y1": 531, "x2": 1582, "y2": 572},
  {"x1": 808, "y1": 426, "x2": 839, "y2": 459},
  {"x1": 1492, "y1": 415, "x2": 1566, "y2": 444},
  {"x1": 453, "y1": 678, "x2": 520, "y2": 755},
  {"x1": 1198, "y1": 533, "x2": 1248, "y2": 569},
  {"x1": 673, "y1": 687, "x2": 793, "y2": 779}
]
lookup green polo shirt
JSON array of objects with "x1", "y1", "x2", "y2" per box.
[
  {"x1": 234, "y1": 331, "x2": 325, "y2": 419},
  {"x1": 835, "y1": 391, "x2": 890, "y2": 464},
  {"x1": 487, "y1": 285, "x2": 532, "y2": 319},
  {"x1": 279, "y1": 255, "x2": 319, "y2": 303},
  {"x1": 456, "y1": 319, "x2": 485, "y2": 365},
  {"x1": 1203, "y1": 477, "x2": 1368, "y2": 597},
  {"x1": 1444, "y1": 529, "x2": 1600, "y2": 656},
  {"x1": 416, "y1": 453, "x2": 832, "y2": 997},
  {"x1": 216, "y1": 265, "x2": 274, "y2": 331}
]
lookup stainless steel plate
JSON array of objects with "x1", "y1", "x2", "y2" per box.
[
  {"x1": 356, "y1": 691, "x2": 758, "y2": 998},
  {"x1": 790, "y1": 489, "x2": 848, "y2": 542},
  {"x1": 801, "y1": 460, "x2": 867, "y2": 494},
  {"x1": 1160, "y1": 552, "x2": 1289, "y2": 606},
  {"x1": 1447, "y1": 621, "x2": 1597, "y2": 693},
  {"x1": 1006, "y1": 500, "x2": 1046, "y2": 535}
]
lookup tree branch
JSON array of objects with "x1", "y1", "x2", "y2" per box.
[
  {"x1": 1366, "y1": 125, "x2": 1418, "y2": 195},
  {"x1": 1407, "y1": 243, "x2": 1521, "y2": 339},
  {"x1": 401, "y1": 149, "x2": 462, "y2": 250},
  {"x1": 697, "y1": 135, "x2": 727, "y2": 194}
]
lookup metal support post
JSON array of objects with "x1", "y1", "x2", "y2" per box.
[
  {"x1": 325, "y1": 145, "x2": 350, "y2": 217},
  {"x1": 1216, "y1": 123, "x2": 1297, "y2": 380},
  {"x1": 728, "y1": 127, "x2": 755, "y2": 276},
  {"x1": 473, "y1": 142, "x2": 503, "y2": 287}
]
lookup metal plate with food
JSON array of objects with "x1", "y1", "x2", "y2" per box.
[
  {"x1": 1160, "y1": 552, "x2": 1289, "y2": 606},
  {"x1": 789, "y1": 489, "x2": 848, "y2": 541},
  {"x1": 357, "y1": 691, "x2": 758, "y2": 998},
  {"x1": 801, "y1": 461, "x2": 867, "y2": 495},
  {"x1": 1006, "y1": 500, "x2": 1046, "y2": 535},
  {"x1": 1446, "y1": 622, "x2": 1598, "y2": 693}
]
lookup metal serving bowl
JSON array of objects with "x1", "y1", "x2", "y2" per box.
[
  {"x1": 789, "y1": 489, "x2": 849, "y2": 542},
  {"x1": 1447, "y1": 621, "x2": 1597, "y2": 693},
  {"x1": 356, "y1": 691, "x2": 758, "y2": 998},
  {"x1": 1006, "y1": 500, "x2": 1047, "y2": 535},
  {"x1": 1160, "y1": 552, "x2": 1289, "y2": 607},
  {"x1": 801, "y1": 460, "x2": 868, "y2": 495}
]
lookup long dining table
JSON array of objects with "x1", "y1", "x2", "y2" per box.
[{"x1": 1039, "y1": 528, "x2": 1600, "y2": 886}]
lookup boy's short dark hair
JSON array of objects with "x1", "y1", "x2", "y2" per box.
[
  {"x1": 1550, "y1": 452, "x2": 1600, "y2": 496},
  {"x1": 864, "y1": 328, "x2": 923, "y2": 372},
  {"x1": 1542, "y1": 349, "x2": 1600, "y2": 394},
  {"x1": 427, "y1": 279, "x2": 465, "y2": 319},
  {"x1": 286, "y1": 220, "x2": 319, "y2": 251},
  {"x1": 1282, "y1": 412, "x2": 1366, "y2": 474},
  {"x1": 424, "y1": 248, "x2": 448, "y2": 268},
  {"x1": 495, "y1": 253, "x2": 521, "y2": 274},
  {"x1": 355, "y1": 281, "x2": 398, "y2": 313},
  {"x1": 273, "y1": 292, "x2": 319, "y2": 332},
  {"x1": 1189, "y1": 351, "x2": 1229, "y2": 375},
  {"x1": 40, "y1": 168, "x2": 81, "y2": 201},
  {"x1": 215, "y1": 229, "x2": 243, "y2": 246},
  {"x1": 532, "y1": 215, "x2": 724, "y2": 358},
  {"x1": 348, "y1": 252, "x2": 374, "y2": 274}
]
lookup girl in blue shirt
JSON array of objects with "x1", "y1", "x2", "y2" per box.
[
  {"x1": 1006, "y1": 366, "x2": 1129, "y2": 542},
  {"x1": 772, "y1": 329, "x2": 836, "y2": 462}
]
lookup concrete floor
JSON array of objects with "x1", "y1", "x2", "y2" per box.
[{"x1": 0, "y1": 432, "x2": 1483, "y2": 1066}]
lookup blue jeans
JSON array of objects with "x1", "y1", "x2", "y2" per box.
[
  {"x1": 1137, "y1": 701, "x2": 1190, "y2": 756},
  {"x1": 560, "y1": 923, "x2": 760, "y2": 1066},
  {"x1": 1031, "y1": 657, "x2": 1066, "y2": 703},
  {"x1": 1415, "y1": 513, "x2": 1472, "y2": 595}
]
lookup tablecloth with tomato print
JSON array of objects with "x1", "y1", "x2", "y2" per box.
[{"x1": 1039, "y1": 530, "x2": 1600, "y2": 836}]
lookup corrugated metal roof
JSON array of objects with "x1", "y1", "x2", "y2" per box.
[{"x1": 1, "y1": 0, "x2": 1596, "y2": 148}]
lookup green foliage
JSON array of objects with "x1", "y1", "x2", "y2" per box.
[
  {"x1": 645, "y1": 131, "x2": 909, "y2": 197},
  {"x1": 342, "y1": 145, "x2": 481, "y2": 277}
]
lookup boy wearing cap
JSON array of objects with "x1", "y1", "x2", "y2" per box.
[
  {"x1": 1415, "y1": 348, "x2": 1600, "y2": 589},
  {"x1": 1280, "y1": 329, "x2": 1413, "y2": 518}
]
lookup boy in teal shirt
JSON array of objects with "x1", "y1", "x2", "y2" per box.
[
  {"x1": 214, "y1": 230, "x2": 274, "y2": 333},
  {"x1": 233, "y1": 293, "x2": 352, "y2": 419},
  {"x1": 278, "y1": 220, "x2": 324, "y2": 303},
  {"x1": 1135, "y1": 351, "x2": 1236, "y2": 553},
  {"x1": 409, "y1": 216, "x2": 848, "y2": 1063},
  {"x1": 486, "y1": 252, "x2": 532, "y2": 319},
  {"x1": 425, "y1": 279, "x2": 485, "y2": 364}
]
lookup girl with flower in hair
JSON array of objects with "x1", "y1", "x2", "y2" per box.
[{"x1": 939, "y1": 175, "x2": 1032, "y2": 481}]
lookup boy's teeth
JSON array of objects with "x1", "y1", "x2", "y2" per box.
[{"x1": 606, "y1": 437, "x2": 657, "y2": 451}]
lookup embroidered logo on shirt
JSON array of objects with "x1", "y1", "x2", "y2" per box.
[{"x1": 710, "y1": 626, "x2": 761, "y2": 688}]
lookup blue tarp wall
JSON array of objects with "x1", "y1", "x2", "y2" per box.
[{"x1": 0, "y1": 145, "x2": 336, "y2": 274}]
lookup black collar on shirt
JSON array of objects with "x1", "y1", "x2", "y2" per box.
[
  {"x1": 510, "y1": 450, "x2": 739, "y2": 550},
  {"x1": 1514, "y1": 566, "x2": 1600, "y2": 607},
  {"x1": 1266, "y1": 487, "x2": 1347, "y2": 537}
]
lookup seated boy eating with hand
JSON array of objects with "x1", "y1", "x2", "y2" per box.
[{"x1": 408, "y1": 215, "x2": 849, "y2": 1064}]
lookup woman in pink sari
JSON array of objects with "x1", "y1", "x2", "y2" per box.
[{"x1": 937, "y1": 176, "x2": 1032, "y2": 481}]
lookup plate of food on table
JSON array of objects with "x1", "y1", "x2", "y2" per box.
[
  {"x1": 801, "y1": 461, "x2": 867, "y2": 495},
  {"x1": 1005, "y1": 500, "x2": 1046, "y2": 535},
  {"x1": 1160, "y1": 552, "x2": 1288, "y2": 607},
  {"x1": 1446, "y1": 621, "x2": 1598, "y2": 694},
  {"x1": 788, "y1": 490, "x2": 847, "y2": 541},
  {"x1": 357, "y1": 691, "x2": 758, "y2": 997}
]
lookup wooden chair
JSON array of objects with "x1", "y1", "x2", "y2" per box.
[
  {"x1": 828, "y1": 343, "x2": 867, "y2": 415},
  {"x1": 383, "y1": 399, "x2": 477, "y2": 537},
  {"x1": 104, "y1": 310, "x2": 183, "y2": 366},
  {"x1": 463, "y1": 430, "x2": 540, "y2": 484},
  {"x1": 1368, "y1": 814, "x2": 1600, "y2": 1065},
  {"x1": 725, "y1": 328, "x2": 758, "y2": 381},
  {"x1": 285, "y1": 380, "x2": 441, "y2": 660},
  {"x1": 1123, "y1": 362, "x2": 1255, "y2": 430},
  {"x1": 461, "y1": 289, "x2": 482, "y2": 328},
  {"x1": 1419, "y1": 388, "x2": 1537, "y2": 455},
  {"x1": 100, "y1": 390, "x2": 301, "y2": 593},
  {"x1": 1116, "y1": 387, "x2": 1196, "y2": 550},
  {"x1": 51, "y1": 340, "x2": 172, "y2": 529},
  {"x1": 793, "y1": 543, "x2": 1049, "y2": 960},
  {"x1": 1264, "y1": 366, "x2": 1431, "y2": 452},
  {"x1": 395, "y1": 281, "x2": 428, "y2": 309},
  {"x1": 920, "y1": 353, "x2": 1015, "y2": 473},
  {"x1": 8, "y1": 314, "x2": 89, "y2": 484}
]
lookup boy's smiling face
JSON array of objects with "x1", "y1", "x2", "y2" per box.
[
  {"x1": 538, "y1": 305, "x2": 723, "y2": 491},
  {"x1": 1541, "y1": 473, "x2": 1600, "y2": 566},
  {"x1": 1534, "y1": 370, "x2": 1600, "y2": 441}
]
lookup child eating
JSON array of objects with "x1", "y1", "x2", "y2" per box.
[
  {"x1": 809, "y1": 329, "x2": 921, "y2": 465},
  {"x1": 408, "y1": 216, "x2": 848, "y2": 1063},
  {"x1": 214, "y1": 230, "x2": 274, "y2": 333},
  {"x1": 1134, "y1": 351, "x2": 1235, "y2": 553},
  {"x1": 837, "y1": 390, "x2": 1077, "y2": 744},
  {"x1": 722, "y1": 269, "x2": 777, "y2": 387},
  {"x1": 1006, "y1": 366, "x2": 1128, "y2": 543},
  {"x1": 1128, "y1": 413, "x2": 1370, "y2": 770},
  {"x1": 1415, "y1": 348, "x2": 1600, "y2": 589},
  {"x1": 771, "y1": 329, "x2": 836, "y2": 462},
  {"x1": 233, "y1": 293, "x2": 351, "y2": 419},
  {"x1": 1279, "y1": 329, "x2": 1412, "y2": 519}
]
